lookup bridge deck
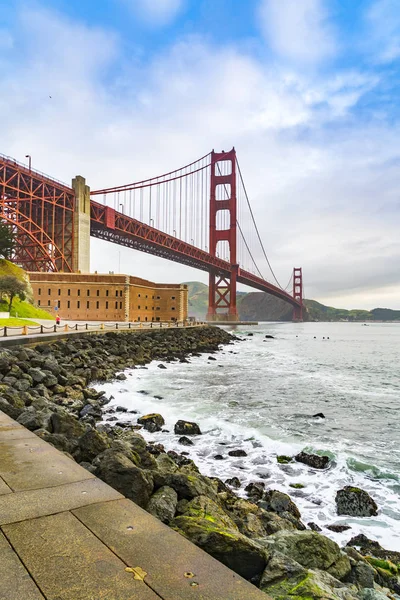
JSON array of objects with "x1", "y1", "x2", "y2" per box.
[{"x1": 0, "y1": 411, "x2": 267, "y2": 600}]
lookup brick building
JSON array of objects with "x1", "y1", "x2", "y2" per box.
[{"x1": 28, "y1": 272, "x2": 188, "y2": 323}]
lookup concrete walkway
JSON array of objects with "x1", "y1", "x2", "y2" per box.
[{"x1": 0, "y1": 411, "x2": 267, "y2": 600}]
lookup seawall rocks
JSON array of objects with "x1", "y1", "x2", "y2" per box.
[{"x1": 0, "y1": 326, "x2": 397, "y2": 598}]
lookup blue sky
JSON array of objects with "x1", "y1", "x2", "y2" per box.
[{"x1": 1, "y1": 0, "x2": 400, "y2": 308}]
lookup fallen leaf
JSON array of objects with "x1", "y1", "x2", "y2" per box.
[
  {"x1": 184, "y1": 572, "x2": 195, "y2": 578},
  {"x1": 125, "y1": 566, "x2": 147, "y2": 581}
]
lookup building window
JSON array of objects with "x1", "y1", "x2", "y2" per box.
[
  {"x1": 58, "y1": 289, "x2": 61, "y2": 296},
  {"x1": 137, "y1": 316, "x2": 140, "y2": 321},
  {"x1": 156, "y1": 317, "x2": 160, "y2": 321},
  {"x1": 96, "y1": 301, "x2": 99, "y2": 309},
  {"x1": 48, "y1": 289, "x2": 51, "y2": 296},
  {"x1": 145, "y1": 295, "x2": 148, "y2": 298},
  {"x1": 156, "y1": 307, "x2": 160, "y2": 311},
  {"x1": 120, "y1": 290, "x2": 123, "y2": 297},
  {"x1": 58, "y1": 301, "x2": 61, "y2": 309},
  {"x1": 119, "y1": 302, "x2": 122, "y2": 309},
  {"x1": 145, "y1": 306, "x2": 148, "y2": 310},
  {"x1": 67, "y1": 301, "x2": 70, "y2": 309},
  {"x1": 38, "y1": 288, "x2": 41, "y2": 296},
  {"x1": 97, "y1": 290, "x2": 100, "y2": 297},
  {"x1": 138, "y1": 293, "x2": 141, "y2": 297},
  {"x1": 106, "y1": 290, "x2": 109, "y2": 297},
  {"x1": 115, "y1": 290, "x2": 118, "y2": 297},
  {"x1": 87, "y1": 290, "x2": 90, "y2": 297},
  {"x1": 171, "y1": 307, "x2": 176, "y2": 310},
  {"x1": 115, "y1": 301, "x2": 118, "y2": 309},
  {"x1": 152, "y1": 295, "x2": 154, "y2": 299},
  {"x1": 171, "y1": 296, "x2": 176, "y2": 300},
  {"x1": 38, "y1": 300, "x2": 41, "y2": 306},
  {"x1": 77, "y1": 289, "x2": 81, "y2": 296},
  {"x1": 48, "y1": 300, "x2": 51, "y2": 306},
  {"x1": 152, "y1": 307, "x2": 154, "y2": 311},
  {"x1": 77, "y1": 301, "x2": 80, "y2": 308},
  {"x1": 106, "y1": 301, "x2": 108, "y2": 309},
  {"x1": 87, "y1": 301, "x2": 90, "y2": 309},
  {"x1": 68, "y1": 289, "x2": 70, "y2": 296},
  {"x1": 138, "y1": 305, "x2": 141, "y2": 310},
  {"x1": 156, "y1": 296, "x2": 160, "y2": 299}
]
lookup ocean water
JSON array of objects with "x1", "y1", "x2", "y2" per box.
[{"x1": 98, "y1": 322, "x2": 400, "y2": 551}]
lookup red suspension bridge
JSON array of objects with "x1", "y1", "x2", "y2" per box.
[{"x1": 0, "y1": 149, "x2": 303, "y2": 321}]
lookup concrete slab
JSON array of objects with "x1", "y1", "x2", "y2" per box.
[
  {"x1": 3, "y1": 512, "x2": 160, "y2": 600},
  {"x1": 0, "y1": 530, "x2": 45, "y2": 600},
  {"x1": 0, "y1": 426, "x2": 37, "y2": 440},
  {"x1": 0, "y1": 435, "x2": 94, "y2": 491},
  {"x1": 0, "y1": 476, "x2": 11, "y2": 496},
  {"x1": 0, "y1": 478, "x2": 123, "y2": 525},
  {"x1": 74, "y1": 499, "x2": 267, "y2": 600}
]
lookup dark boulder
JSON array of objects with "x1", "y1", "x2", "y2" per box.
[
  {"x1": 336, "y1": 487, "x2": 378, "y2": 517},
  {"x1": 78, "y1": 429, "x2": 110, "y2": 463},
  {"x1": 174, "y1": 420, "x2": 202, "y2": 435},
  {"x1": 94, "y1": 450, "x2": 153, "y2": 508},
  {"x1": 261, "y1": 490, "x2": 301, "y2": 520},
  {"x1": 225, "y1": 477, "x2": 241, "y2": 489},
  {"x1": 295, "y1": 451, "x2": 330, "y2": 469},
  {"x1": 327, "y1": 524, "x2": 352, "y2": 533},
  {"x1": 228, "y1": 449, "x2": 247, "y2": 457},
  {"x1": 178, "y1": 436, "x2": 194, "y2": 446},
  {"x1": 147, "y1": 486, "x2": 178, "y2": 524},
  {"x1": 245, "y1": 482, "x2": 265, "y2": 501},
  {"x1": 312, "y1": 412, "x2": 325, "y2": 418}
]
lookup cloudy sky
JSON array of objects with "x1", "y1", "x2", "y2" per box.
[{"x1": 1, "y1": 0, "x2": 399, "y2": 309}]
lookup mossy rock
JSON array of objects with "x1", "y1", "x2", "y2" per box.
[
  {"x1": 290, "y1": 483, "x2": 305, "y2": 489},
  {"x1": 365, "y1": 557, "x2": 398, "y2": 576},
  {"x1": 277, "y1": 455, "x2": 293, "y2": 464},
  {"x1": 257, "y1": 530, "x2": 351, "y2": 581},
  {"x1": 172, "y1": 512, "x2": 267, "y2": 580},
  {"x1": 335, "y1": 487, "x2": 378, "y2": 517}
]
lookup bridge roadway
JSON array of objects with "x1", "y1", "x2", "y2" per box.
[{"x1": 0, "y1": 410, "x2": 267, "y2": 600}]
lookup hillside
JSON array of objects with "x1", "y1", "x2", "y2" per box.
[
  {"x1": 185, "y1": 282, "x2": 400, "y2": 322},
  {"x1": 0, "y1": 260, "x2": 54, "y2": 320}
]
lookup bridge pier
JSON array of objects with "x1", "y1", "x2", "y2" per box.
[{"x1": 72, "y1": 176, "x2": 91, "y2": 273}]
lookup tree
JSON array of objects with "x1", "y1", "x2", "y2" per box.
[
  {"x1": 0, "y1": 221, "x2": 15, "y2": 259},
  {"x1": 0, "y1": 276, "x2": 27, "y2": 312}
]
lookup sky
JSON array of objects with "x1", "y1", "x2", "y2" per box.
[{"x1": 1, "y1": 0, "x2": 400, "y2": 310}]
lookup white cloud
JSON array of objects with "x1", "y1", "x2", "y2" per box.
[
  {"x1": 258, "y1": 0, "x2": 337, "y2": 66},
  {"x1": 365, "y1": 0, "x2": 400, "y2": 64},
  {"x1": 1, "y1": 5, "x2": 399, "y2": 310},
  {"x1": 125, "y1": 0, "x2": 184, "y2": 26}
]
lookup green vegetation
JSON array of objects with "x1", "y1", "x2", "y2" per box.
[
  {"x1": 0, "y1": 260, "x2": 53, "y2": 320},
  {"x1": 0, "y1": 318, "x2": 39, "y2": 326},
  {"x1": 290, "y1": 483, "x2": 305, "y2": 489},
  {"x1": 0, "y1": 221, "x2": 15, "y2": 260},
  {"x1": 0, "y1": 275, "x2": 27, "y2": 311}
]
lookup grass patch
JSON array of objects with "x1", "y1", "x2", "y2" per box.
[
  {"x1": 0, "y1": 318, "x2": 39, "y2": 326},
  {"x1": 0, "y1": 298, "x2": 54, "y2": 320}
]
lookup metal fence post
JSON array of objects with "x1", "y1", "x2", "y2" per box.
[
  {"x1": 40, "y1": 325, "x2": 44, "y2": 334},
  {"x1": 4, "y1": 327, "x2": 7, "y2": 337}
]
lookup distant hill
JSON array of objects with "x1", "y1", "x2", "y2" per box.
[{"x1": 185, "y1": 281, "x2": 400, "y2": 322}]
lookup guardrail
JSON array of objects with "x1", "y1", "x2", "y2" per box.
[{"x1": 0, "y1": 321, "x2": 206, "y2": 338}]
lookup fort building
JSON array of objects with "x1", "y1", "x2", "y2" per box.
[{"x1": 28, "y1": 272, "x2": 188, "y2": 323}]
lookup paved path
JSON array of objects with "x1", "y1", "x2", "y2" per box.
[{"x1": 0, "y1": 411, "x2": 267, "y2": 600}]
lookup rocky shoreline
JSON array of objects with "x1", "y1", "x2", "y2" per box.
[{"x1": 0, "y1": 326, "x2": 399, "y2": 600}]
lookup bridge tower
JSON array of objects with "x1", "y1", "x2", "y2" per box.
[
  {"x1": 292, "y1": 267, "x2": 303, "y2": 322},
  {"x1": 207, "y1": 149, "x2": 239, "y2": 322},
  {"x1": 71, "y1": 176, "x2": 91, "y2": 273}
]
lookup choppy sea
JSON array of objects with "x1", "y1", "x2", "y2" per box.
[{"x1": 98, "y1": 322, "x2": 400, "y2": 551}]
